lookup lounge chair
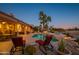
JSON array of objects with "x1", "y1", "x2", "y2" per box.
[
  {"x1": 36, "y1": 35, "x2": 53, "y2": 54},
  {"x1": 10, "y1": 37, "x2": 25, "y2": 54}
]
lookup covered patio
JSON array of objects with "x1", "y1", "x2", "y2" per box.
[{"x1": 0, "y1": 11, "x2": 33, "y2": 35}]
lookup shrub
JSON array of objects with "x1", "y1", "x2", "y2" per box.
[
  {"x1": 25, "y1": 45, "x2": 36, "y2": 55},
  {"x1": 58, "y1": 39, "x2": 65, "y2": 52}
]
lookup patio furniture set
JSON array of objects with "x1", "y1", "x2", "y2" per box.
[{"x1": 10, "y1": 34, "x2": 54, "y2": 55}]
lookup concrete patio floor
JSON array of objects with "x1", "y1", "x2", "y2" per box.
[
  {"x1": 0, "y1": 40, "x2": 13, "y2": 55},
  {"x1": 0, "y1": 33, "x2": 41, "y2": 55},
  {"x1": 0, "y1": 33, "x2": 79, "y2": 55}
]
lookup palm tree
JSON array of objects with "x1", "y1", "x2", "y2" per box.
[
  {"x1": 39, "y1": 11, "x2": 46, "y2": 30},
  {"x1": 39, "y1": 11, "x2": 51, "y2": 31},
  {"x1": 45, "y1": 16, "x2": 51, "y2": 30}
]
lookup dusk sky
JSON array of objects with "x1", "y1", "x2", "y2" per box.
[{"x1": 0, "y1": 3, "x2": 79, "y2": 29}]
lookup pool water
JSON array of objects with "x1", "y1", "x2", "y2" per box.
[
  {"x1": 32, "y1": 34, "x2": 45, "y2": 41},
  {"x1": 32, "y1": 34, "x2": 58, "y2": 42}
]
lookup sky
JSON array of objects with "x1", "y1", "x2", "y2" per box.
[{"x1": 0, "y1": 3, "x2": 79, "y2": 29}]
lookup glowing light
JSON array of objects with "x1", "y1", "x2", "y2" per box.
[
  {"x1": 17, "y1": 24, "x2": 22, "y2": 32},
  {"x1": 0, "y1": 23, "x2": 1, "y2": 28},
  {"x1": 25, "y1": 26, "x2": 28, "y2": 30},
  {"x1": 64, "y1": 36, "x2": 72, "y2": 40},
  {"x1": 6, "y1": 24, "x2": 9, "y2": 30},
  {"x1": 2, "y1": 22, "x2": 6, "y2": 24}
]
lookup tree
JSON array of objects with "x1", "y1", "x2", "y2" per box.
[
  {"x1": 33, "y1": 26, "x2": 39, "y2": 32},
  {"x1": 39, "y1": 11, "x2": 51, "y2": 31},
  {"x1": 49, "y1": 26, "x2": 55, "y2": 32},
  {"x1": 58, "y1": 39, "x2": 65, "y2": 52}
]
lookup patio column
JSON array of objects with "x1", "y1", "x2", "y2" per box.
[
  {"x1": 0, "y1": 22, "x2": 3, "y2": 34},
  {"x1": 24, "y1": 26, "x2": 27, "y2": 35}
]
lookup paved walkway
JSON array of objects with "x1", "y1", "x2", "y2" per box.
[
  {"x1": 0, "y1": 40, "x2": 13, "y2": 55},
  {"x1": 65, "y1": 39, "x2": 79, "y2": 55},
  {"x1": 0, "y1": 33, "x2": 40, "y2": 55},
  {"x1": 0, "y1": 33, "x2": 34, "y2": 55}
]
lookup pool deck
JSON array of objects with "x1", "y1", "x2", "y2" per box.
[
  {"x1": 0, "y1": 33, "x2": 41, "y2": 55},
  {"x1": 0, "y1": 40, "x2": 13, "y2": 55},
  {"x1": 0, "y1": 33, "x2": 79, "y2": 55}
]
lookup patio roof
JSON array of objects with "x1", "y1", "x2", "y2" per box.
[{"x1": 0, "y1": 11, "x2": 33, "y2": 28}]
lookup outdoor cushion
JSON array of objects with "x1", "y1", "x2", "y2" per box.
[
  {"x1": 51, "y1": 37, "x2": 58, "y2": 42},
  {"x1": 36, "y1": 40, "x2": 44, "y2": 45},
  {"x1": 36, "y1": 35, "x2": 53, "y2": 46}
]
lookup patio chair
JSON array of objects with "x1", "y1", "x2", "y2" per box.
[
  {"x1": 10, "y1": 37, "x2": 25, "y2": 54},
  {"x1": 36, "y1": 35, "x2": 53, "y2": 54}
]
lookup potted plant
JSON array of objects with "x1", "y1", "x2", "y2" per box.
[
  {"x1": 57, "y1": 39, "x2": 72, "y2": 55},
  {"x1": 25, "y1": 45, "x2": 37, "y2": 55}
]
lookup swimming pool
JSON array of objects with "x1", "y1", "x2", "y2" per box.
[
  {"x1": 32, "y1": 34, "x2": 45, "y2": 40},
  {"x1": 32, "y1": 34, "x2": 58, "y2": 42}
]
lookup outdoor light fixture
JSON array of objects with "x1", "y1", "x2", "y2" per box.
[{"x1": 2, "y1": 22, "x2": 6, "y2": 24}]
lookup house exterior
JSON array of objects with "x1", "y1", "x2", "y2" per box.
[{"x1": 0, "y1": 11, "x2": 34, "y2": 35}]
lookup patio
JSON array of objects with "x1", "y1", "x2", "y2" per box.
[
  {"x1": 0, "y1": 33, "x2": 57, "y2": 55},
  {"x1": 0, "y1": 33, "x2": 79, "y2": 55}
]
